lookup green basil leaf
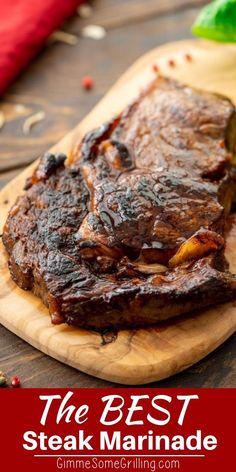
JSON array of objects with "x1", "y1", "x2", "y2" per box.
[{"x1": 192, "y1": 0, "x2": 236, "y2": 43}]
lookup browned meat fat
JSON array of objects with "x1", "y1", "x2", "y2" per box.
[{"x1": 3, "y1": 77, "x2": 236, "y2": 329}]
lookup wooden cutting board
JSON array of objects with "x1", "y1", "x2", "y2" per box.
[{"x1": 0, "y1": 39, "x2": 236, "y2": 385}]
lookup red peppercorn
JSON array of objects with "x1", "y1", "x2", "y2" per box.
[
  {"x1": 81, "y1": 75, "x2": 94, "y2": 90},
  {"x1": 11, "y1": 376, "x2": 21, "y2": 388},
  {"x1": 185, "y1": 53, "x2": 193, "y2": 62},
  {"x1": 168, "y1": 59, "x2": 175, "y2": 68},
  {"x1": 152, "y1": 64, "x2": 159, "y2": 73}
]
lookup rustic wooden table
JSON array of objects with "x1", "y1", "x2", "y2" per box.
[{"x1": 0, "y1": 0, "x2": 235, "y2": 388}]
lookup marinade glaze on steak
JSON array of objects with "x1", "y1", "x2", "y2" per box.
[{"x1": 3, "y1": 77, "x2": 236, "y2": 330}]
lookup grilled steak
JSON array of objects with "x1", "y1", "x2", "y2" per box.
[{"x1": 3, "y1": 76, "x2": 236, "y2": 330}]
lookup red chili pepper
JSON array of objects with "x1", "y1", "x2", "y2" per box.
[
  {"x1": 168, "y1": 59, "x2": 175, "y2": 68},
  {"x1": 81, "y1": 75, "x2": 94, "y2": 90},
  {"x1": 11, "y1": 375, "x2": 21, "y2": 388},
  {"x1": 152, "y1": 64, "x2": 159, "y2": 73},
  {"x1": 185, "y1": 53, "x2": 193, "y2": 62}
]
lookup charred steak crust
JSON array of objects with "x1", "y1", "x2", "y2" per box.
[{"x1": 3, "y1": 77, "x2": 236, "y2": 330}]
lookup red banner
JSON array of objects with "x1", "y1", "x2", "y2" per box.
[{"x1": 0, "y1": 388, "x2": 234, "y2": 471}]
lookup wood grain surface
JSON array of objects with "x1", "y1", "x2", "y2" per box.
[{"x1": 0, "y1": 39, "x2": 236, "y2": 385}]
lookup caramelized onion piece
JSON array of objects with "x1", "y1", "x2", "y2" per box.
[
  {"x1": 169, "y1": 229, "x2": 224, "y2": 268},
  {"x1": 133, "y1": 262, "x2": 168, "y2": 274}
]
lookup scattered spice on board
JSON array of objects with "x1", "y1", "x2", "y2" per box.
[
  {"x1": 48, "y1": 30, "x2": 78, "y2": 46},
  {"x1": 15, "y1": 104, "x2": 27, "y2": 113},
  {"x1": 168, "y1": 59, "x2": 176, "y2": 67},
  {"x1": 81, "y1": 24, "x2": 106, "y2": 40},
  {"x1": 0, "y1": 371, "x2": 7, "y2": 387},
  {"x1": 0, "y1": 110, "x2": 5, "y2": 130},
  {"x1": 81, "y1": 75, "x2": 94, "y2": 90},
  {"x1": 185, "y1": 53, "x2": 193, "y2": 62},
  {"x1": 23, "y1": 111, "x2": 45, "y2": 135},
  {"x1": 77, "y1": 3, "x2": 93, "y2": 18},
  {"x1": 152, "y1": 64, "x2": 159, "y2": 73}
]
